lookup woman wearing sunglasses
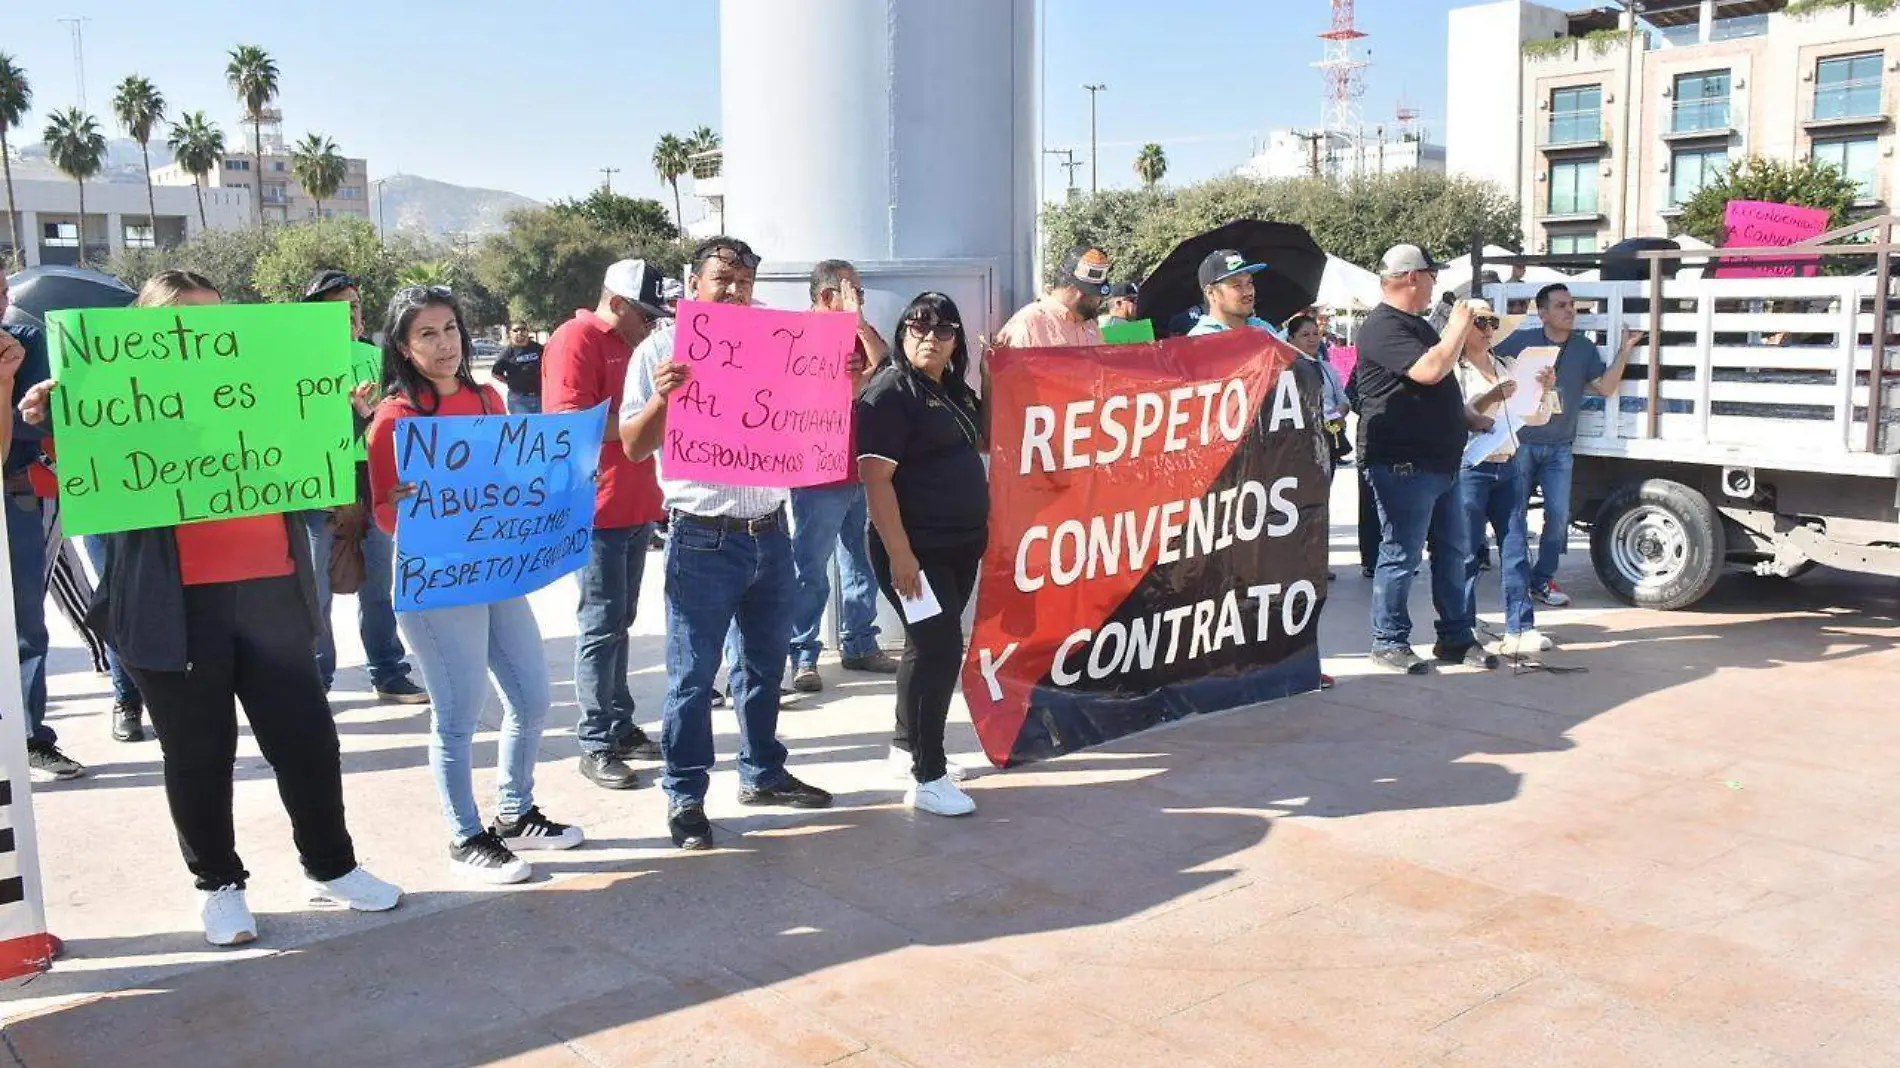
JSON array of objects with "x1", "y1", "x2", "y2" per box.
[
  {"x1": 367, "y1": 286, "x2": 581, "y2": 884},
  {"x1": 856, "y1": 293, "x2": 986, "y2": 817},
  {"x1": 1454, "y1": 299, "x2": 1556, "y2": 657}
]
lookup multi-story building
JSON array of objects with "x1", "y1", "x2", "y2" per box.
[
  {"x1": 1236, "y1": 128, "x2": 1447, "y2": 182},
  {"x1": 0, "y1": 171, "x2": 251, "y2": 267},
  {"x1": 1447, "y1": 0, "x2": 1900, "y2": 254},
  {"x1": 150, "y1": 108, "x2": 370, "y2": 226}
]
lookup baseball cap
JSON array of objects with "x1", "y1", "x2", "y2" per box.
[
  {"x1": 301, "y1": 268, "x2": 358, "y2": 302},
  {"x1": 1056, "y1": 246, "x2": 1114, "y2": 295},
  {"x1": 1198, "y1": 249, "x2": 1268, "y2": 288},
  {"x1": 1106, "y1": 280, "x2": 1139, "y2": 300},
  {"x1": 1378, "y1": 244, "x2": 1449, "y2": 276},
  {"x1": 603, "y1": 259, "x2": 673, "y2": 318}
]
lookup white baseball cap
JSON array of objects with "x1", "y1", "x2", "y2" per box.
[{"x1": 603, "y1": 259, "x2": 673, "y2": 318}]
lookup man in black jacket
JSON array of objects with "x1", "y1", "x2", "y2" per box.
[{"x1": 492, "y1": 323, "x2": 544, "y2": 414}]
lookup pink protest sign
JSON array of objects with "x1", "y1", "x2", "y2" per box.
[
  {"x1": 664, "y1": 300, "x2": 859, "y2": 487},
  {"x1": 1326, "y1": 344, "x2": 1358, "y2": 383},
  {"x1": 1716, "y1": 200, "x2": 1831, "y2": 278}
]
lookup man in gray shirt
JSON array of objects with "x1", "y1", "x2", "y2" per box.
[{"x1": 619, "y1": 236, "x2": 834, "y2": 851}]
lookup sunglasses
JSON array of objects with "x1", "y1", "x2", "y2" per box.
[
  {"x1": 905, "y1": 321, "x2": 959, "y2": 341},
  {"x1": 695, "y1": 247, "x2": 761, "y2": 271},
  {"x1": 396, "y1": 284, "x2": 454, "y2": 303},
  {"x1": 1475, "y1": 316, "x2": 1500, "y2": 329}
]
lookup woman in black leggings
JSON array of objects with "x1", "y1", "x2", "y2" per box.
[{"x1": 856, "y1": 292, "x2": 987, "y2": 818}]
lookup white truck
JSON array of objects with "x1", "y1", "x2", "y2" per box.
[{"x1": 1481, "y1": 217, "x2": 1900, "y2": 610}]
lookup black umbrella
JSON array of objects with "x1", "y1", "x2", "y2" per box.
[
  {"x1": 1600, "y1": 237, "x2": 1683, "y2": 282},
  {"x1": 2, "y1": 265, "x2": 138, "y2": 330},
  {"x1": 1135, "y1": 220, "x2": 1325, "y2": 338}
]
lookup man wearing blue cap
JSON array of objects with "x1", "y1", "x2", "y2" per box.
[{"x1": 1186, "y1": 250, "x2": 1284, "y2": 339}]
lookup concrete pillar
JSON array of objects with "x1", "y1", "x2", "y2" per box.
[
  {"x1": 18, "y1": 211, "x2": 39, "y2": 267},
  {"x1": 106, "y1": 212, "x2": 125, "y2": 254},
  {"x1": 1700, "y1": 0, "x2": 1716, "y2": 44}
]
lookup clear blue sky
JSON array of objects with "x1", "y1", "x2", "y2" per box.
[{"x1": 6, "y1": 0, "x2": 1464, "y2": 206}]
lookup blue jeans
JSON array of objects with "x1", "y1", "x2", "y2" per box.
[
  {"x1": 659, "y1": 513, "x2": 794, "y2": 805},
  {"x1": 1460, "y1": 457, "x2": 1534, "y2": 636},
  {"x1": 1519, "y1": 441, "x2": 1575, "y2": 589},
  {"x1": 788, "y1": 484, "x2": 881, "y2": 668},
  {"x1": 81, "y1": 535, "x2": 141, "y2": 707},
  {"x1": 573, "y1": 523, "x2": 655, "y2": 755},
  {"x1": 397, "y1": 596, "x2": 550, "y2": 841},
  {"x1": 1366, "y1": 463, "x2": 1474, "y2": 652},
  {"x1": 6, "y1": 494, "x2": 50, "y2": 744},
  {"x1": 507, "y1": 392, "x2": 542, "y2": 415},
  {"x1": 304, "y1": 511, "x2": 412, "y2": 690}
]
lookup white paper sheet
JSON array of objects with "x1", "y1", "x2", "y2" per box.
[
  {"x1": 1505, "y1": 346, "x2": 1558, "y2": 421},
  {"x1": 1463, "y1": 411, "x2": 1518, "y2": 468},
  {"x1": 900, "y1": 573, "x2": 943, "y2": 624}
]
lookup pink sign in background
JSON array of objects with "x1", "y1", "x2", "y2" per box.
[
  {"x1": 663, "y1": 301, "x2": 859, "y2": 488},
  {"x1": 1716, "y1": 199, "x2": 1831, "y2": 279},
  {"x1": 1326, "y1": 344, "x2": 1358, "y2": 384}
]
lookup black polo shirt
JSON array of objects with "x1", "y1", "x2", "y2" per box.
[
  {"x1": 1354, "y1": 302, "x2": 1467, "y2": 474},
  {"x1": 855, "y1": 364, "x2": 989, "y2": 552}
]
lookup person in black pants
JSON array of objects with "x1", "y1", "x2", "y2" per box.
[
  {"x1": 856, "y1": 292, "x2": 987, "y2": 818},
  {"x1": 1346, "y1": 360, "x2": 1381, "y2": 577}
]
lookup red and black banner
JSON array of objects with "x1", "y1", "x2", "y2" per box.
[{"x1": 961, "y1": 329, "x2": 1329, "y2": 767}]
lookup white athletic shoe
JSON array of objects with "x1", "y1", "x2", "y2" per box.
[
  {"x1": 1498, "y1": 629, "x2": 1555, "y2": 656},
  {"x1": 201, "y1": 885, "x2": 258, "y2": 947},
  {"x1": 888, "y1": 747, "x2": 970, "y2": 782},
  {"x1": 307, "y1": 866, "x2": 404, "y2": 912},
  {"x1": 906, "y1": 775, "x2": 977, "y2": 818}
]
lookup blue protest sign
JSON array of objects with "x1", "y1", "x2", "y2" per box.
[{"x1": 392, "y1": 404, "x2": 607, "y2": 611}]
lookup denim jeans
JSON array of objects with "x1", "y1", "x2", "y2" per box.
[
  {"x1": 573, "y1": 522, "x2": 655, "y2": 755},
  {"x1": 788, "y1": 484, "x2": 882, "y2": 668},
  {"x1": 1366, "y1": 463, "x2": 1474, "y2": 652},
  {"x1": 1460, "y1": 457, "x2": 1534, "y2": 636},
  {"x1": 507, "y1": 392, "x2": 542, "y2": 415},
  {"x1": 81, "y1": 535, "x2": 141, "y2": 707},
  {"x1": 304, "y1": 511, "x2": 412, "y2": 690},
  {"x1": 1518, "y1": 441, "x2": 1576, "y2": 589},
  {"x1": 6, "y1": 494, "x2": 51, "y2": 744},
  {"x1": 397, "y1": 596, "x2": 550, "y2": 842},
  {"x1": 659, "y1": 513, "x2": 794, "y2": 806}
]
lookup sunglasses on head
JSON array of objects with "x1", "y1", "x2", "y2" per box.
[
  {"x1": 1475, "y1": 315, "x2": 1500, "y2": 329},
  {"x1": 905, "y1": 320, "x2": 959, "y2": 341},
  {"x1": 396, "y1": 284, "x2": 454, "y2": 303},
  {"x1": 695, "y1": 246, "x2": 761, "y2": 271}
]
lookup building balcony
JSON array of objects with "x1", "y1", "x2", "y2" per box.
[
  {"x1": 1540, "y1": 117, "x2": 1609, "y2": 152},
  {"x1": 1664, "y1": 100, "x2": 1733, "y2": 141},
  {"x1": 1540, "y1": 207, "x2": 1606, "y2": 224},
  {"x1": 1806, "y1": 84, "x2": 1888, "y2": 130}
]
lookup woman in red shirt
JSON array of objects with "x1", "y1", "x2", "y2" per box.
[
  {"x1": 21, "y1": 270, "x2": 402, "y2": 947},
  {"x1": 367, "y1": 286, "x2": 577, "y2": 885}
]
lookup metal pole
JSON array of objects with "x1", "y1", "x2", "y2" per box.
[
  {"x1": 1647, "y1": 252, "x2": 1664, "y2": 439},
  {"x1": 1869, "y1": 218, "x2": 1891, "y2": 454},
  {"x1": 1084, "y1": 84, "x2": 1106, "y2": 194}
]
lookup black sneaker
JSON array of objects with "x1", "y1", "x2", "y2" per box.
[
  {"x1": 737, "y1": 773, "x2": 833, "y2": 810},
  {"x1": 27, "y1": 740, "x2": 86, "y2": 781},
  {"x1": 579, "y1": 752, "x2": 641, "y2": 790},
  {"x1": 841, "y1": 651, "x2": 900, "y2": 675},
  {"x1": 491, "y1": 806, "x2": 584, "y2": 851},
  {"x1": 790, "y1": 665, "x2": 823, "y2": 693},
  {"x1": 1433, "y1": 641, "x2": 1501, "y2": 670},
  {"x1": 613, "y1": 728, "x2": 661, "y2": 762},
  {"x1": 449, "y1": 830, "x2": 530, "y2": 884},
  {"x1": 1369, "y1": 648, "x2": 1430, "y2": 675},
  {"x1": 111, "y1": 700, "x2": 145, "y2": 743},
  {"x1": 668, "y1": 803, "x2": 714, "y2": 850},
  {"x1": 375, "y1": 677, "x2": 431, "y2": 706}
]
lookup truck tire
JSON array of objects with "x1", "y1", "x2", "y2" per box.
[{"x1": 1591, "y1": 478, "x2": 1727, "y2": 610}]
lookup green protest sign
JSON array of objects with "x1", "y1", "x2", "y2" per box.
[
  {"x1": 1102, "y1": 319, "x2": 1156, "y2": 345},
  {"x1": 46, "y1": 303, "x2": 358, "y2": 536},
  {"x1": 350, "y1": 340, "x2": 381, "y2": 462}
]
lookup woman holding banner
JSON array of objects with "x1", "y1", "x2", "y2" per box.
[
  {"x1": 367, "y1": 285, "x2": 580, "y2": 885},
  {"x1": 857, "y1": 292, "x2": 986, "y2": 818},
  {"x1": 18, "y1": 270, "x2": 404, "y2": 947}
]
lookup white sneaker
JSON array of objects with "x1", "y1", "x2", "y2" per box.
[
  {"x1": 306, "y1": 866, "x2": 404, "y2": 912},
  {"x1": 888, "y1": 747, "x2": 970, "y2": 782},
  {"x1": 201, "y1": 885, "x2": 258, "y2": 947},
  {"x1": 906, "y1": 775, "x2": 977, "y2": 817},
  {"x1": 1498, "y1": 629, "x2": 1555, "y2": 656}
]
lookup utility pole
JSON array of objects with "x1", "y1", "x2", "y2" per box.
[
  {"x1": 1083, "y1": 84, "x2": 1106, "y2": 194},
  {"x1": 371, "y1": 177, "x2": 388, "y2": 237},
  {"x1": 599, "y1": 166, "x2": 620, "y2": 193},
  {"x1": 1043, "y1": 148, "x2": 1083, "y2": 200},
  {"x1": 57, "y1": 17, "x2": 90, "y2": 111}
]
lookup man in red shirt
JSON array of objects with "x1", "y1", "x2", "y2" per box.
[{"x1": 541, "y1": 259, "x2": 670, "y2": 790}]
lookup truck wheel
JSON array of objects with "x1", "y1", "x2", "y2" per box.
[{"x1": 1591, "y1": 479, "x2": 1727, "y2": 610}]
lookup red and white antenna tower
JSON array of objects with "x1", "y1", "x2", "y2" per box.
[{"x1": 1315, "y1": 0, "x2": 1369, "y2": 172}]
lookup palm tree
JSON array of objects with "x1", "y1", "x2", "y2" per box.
[
  {"x1": 225, "y1": 45, "x2": 279, "y2": 228},
  {"x1": 166, "y1": 111, "x2": 224, "y2": 229},
  {"x1": 111, "y1": 75, "x2": 167, "y2": 249},
  {"x1": 687, "y1": 125, "x2": 720, "y2": 156},
  {"x1": 289, "y1": 133, "x2": 345, "y2": 220},
  {"x1": 42, "y1": 108, "x2": 107, "y2": 267},
  {"x1": 1134, "y1": 143, "x2": 1168, "y2": 189},
  {"x1": 0, "y1": 54, "x2": 31, "y2": 270},
  {"x1": 652, "y1": 133, "x2": 690, "y2": 231}
]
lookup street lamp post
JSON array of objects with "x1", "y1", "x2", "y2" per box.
[
  {"x1": 1083, "y1": 84, "x2": 1107, "y2": 194},
  {"x1": 372, "y1": 177, "x2": 388, "y2": 237}
]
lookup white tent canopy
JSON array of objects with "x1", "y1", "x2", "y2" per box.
[
  {"x1": 1316, "y1": 254, "x2": 1380, "y2": 311},
  {"x1": 1438, "y1": 244, "x2": 1570, "y2": 293}
]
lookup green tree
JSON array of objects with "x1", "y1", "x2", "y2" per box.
[
  {"x1": 42, "y1": 108, "x2": 108, "y2": 267},
  {"x1": 652, "y1": 133, "x2": 691, "y2": 231},
  {"x1": 252, "y1": 215, "x2": 401, "y2": 313},
  {"x1": 476, "y1": 207, "x2": 688, "y2": 328},
  {"x1": 289, "y1": 133, "x2": 346, "y2": 219},
  {"x1": 549, "y1": 187, "x2": 679, "y2": 240},
  {"x1": 110, "y1": 75, "x2": 167, "y2": 249},
  {"x1": 166, "y1": 110, "x2": 225, "y2": 228},
  {"x1": 0, "y1": 54, "x2": 31, "y2": 269},
  {"x1": 1134, "y1": 143, "x2": 1167, "y2": 189},
  {"x1": 106, "y1": 223, "x2": 273, "y2": 303},
  {"x1": 225, "y1": 45, "x2": 280, "y2": 228},
  {"x1": 1674, "y1": 155, "x2": 1860, "y2": 246},
  {"x1": 1039, "y1": 186, "x2": 1172, "y2": 284}
]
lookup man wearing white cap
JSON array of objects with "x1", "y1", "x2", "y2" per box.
[{"x1": 542, "y1": 259, "x2": 672, "y2": 790}]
